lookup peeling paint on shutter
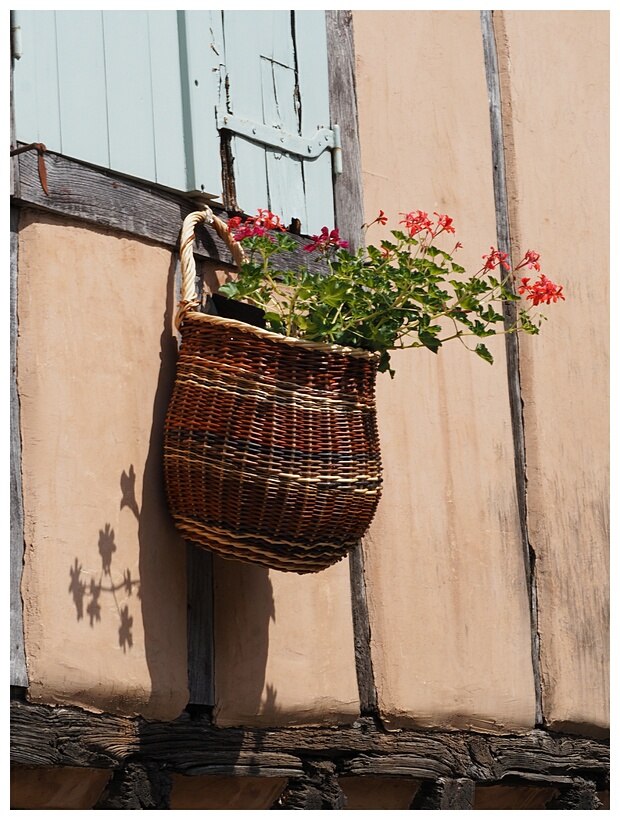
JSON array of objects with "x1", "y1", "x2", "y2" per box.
[{"x1": 176, "y1": 10, "x2": 224, "y2": 198}]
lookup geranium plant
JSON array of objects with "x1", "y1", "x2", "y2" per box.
[{"x1": 219, "y1": 208, "x2": 564, "y2": 376}]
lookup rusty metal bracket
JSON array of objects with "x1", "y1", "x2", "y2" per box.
[{"x1": 10, "y1": 143, "x2": 49, "y2": 195}]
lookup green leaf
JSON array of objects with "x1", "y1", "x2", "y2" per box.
[
  {"x1": 418, "y1": 330, "x2": 442, "y2": 353},
  {"x1": 218, "y1": 281, "x2": 238, "y2": 298},
  {"x1": 475, "y1": 343, "x2": 494, "y2": 364}
]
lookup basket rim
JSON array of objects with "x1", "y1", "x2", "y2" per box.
[{"x1": 180, "y1": 311, "x2": 382, "y2": 361}]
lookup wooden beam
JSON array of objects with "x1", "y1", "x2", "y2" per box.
[
  {"x1": 186, "y1": 545, "x2": 215, "y2": 706},
  {"x1": 12, "y1": 148, "x2": 329, "y2": 273},
  {"x1": 326, "y1": 9, "x2": 378, "y2": 718},
  {"x1": 10, "y1": 206, "x2": 28, "y2": 688},
  {"x1": 326, "y1": 10, "x2": 365, "y2": 254},
  {"x1": 480, "y1": 9, "x2": 543, "y2": 726},
  {"x1": 10, "y1": 700, "x2": 609, "y2": 787}
]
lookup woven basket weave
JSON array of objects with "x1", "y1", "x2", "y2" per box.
[{"x1": 163, "y1": 208, "x2": 383, "y2": 573}]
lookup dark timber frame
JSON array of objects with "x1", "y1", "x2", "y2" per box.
[
  {"x1": 10, "y1": 697, "x2": 609, "y2": 809},
  {"x1": 10, "y1": 10, "x2": 609, "y2": 810}
]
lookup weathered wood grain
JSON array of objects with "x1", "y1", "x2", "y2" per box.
[
  {"x1": 480, "y1": 9, "x2": 543, "y2": 725},
  {"x1": 186, "y1": 544, "x2": 215, "y2": 706},
  {"x1": 10, "y1": 700, "x2": 609, "y2": 786},
  {"x1": 326, "y1": 10, "x2": 378, "y2": 719},
  {"x1": 410, "y1": 777, "x2": 476, "y2": 810},
  {"x1": 348, "y1": 544, "x2": 378, "y2": 715},
  {"x1": 13, "y1": 148, "x2": 329, "y2": 275},
  {"x1": 10, "y1": 206, "x2": 28, "y2": 688},
  {"x1": 326, "y1": 10, "x2": 365, "y2": 254}
]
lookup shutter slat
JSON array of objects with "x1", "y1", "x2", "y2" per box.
[
  {"x1": 13, "y1": 11, "x2": 62, "y2": 150},
  {"x1": 147, "y1": 11, "x2": 187, "y2": 191},
  {"x1": 223, "y1": 11, "x2": 271, "y2": 215},
  {"x1": 179, "y1": 10, "x2": 223, "y2": 197},
  {"x1": 103, "y1": 11, "x2": 156, "y2": 182},
  {"x1": 261, "y1": 51, "x2": 306, "y2": 228},
  {"x1": 55, "y1": 11, "x2": 109, "y2": 168},
  {"x1": 295, "y1": 10, "x2": 334, "y2": 234}
]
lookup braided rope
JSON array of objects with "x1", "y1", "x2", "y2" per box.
[{"x1": 176, "y1": 205, "x2": 247, "y2": 330}]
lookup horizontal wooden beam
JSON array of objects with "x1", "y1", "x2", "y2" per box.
[
  {"x1": 10, "y1": 700, "x2": 609, "y2": 787},
  {"x1": 12, "y1": 147, "x2": 327, "y2": 273}
]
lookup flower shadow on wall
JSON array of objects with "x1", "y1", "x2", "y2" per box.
[{"x1": 68, "y1": 468, "x2": 141, "y2": 653}]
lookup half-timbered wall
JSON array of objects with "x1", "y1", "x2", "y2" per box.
[{"x1": 10, "y1": 9, "x2": 609, "y2": 811}]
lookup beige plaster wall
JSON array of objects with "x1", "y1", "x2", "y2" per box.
[
  {"x1": 11, "y1": 766, "x2": 111, "y2": 810},
  {"x1": 18, "y1": 212, "x2": 188, "y2": 720},
  {"x1": 212, "y1": 555, "x2": 360, "y2": 726},
  {"x1": 170, "y1": 774, "x2": 287, "y2": 810},
  {"x1": 352, "y1": 10, "x2": 537, "y2": 732},
  {"x1": 497, "y1": 10, "x2": 609, "y2": 735}
]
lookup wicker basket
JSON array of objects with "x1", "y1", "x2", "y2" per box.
[{"x1": 163, "y1": 208, "x2": 383, "y2": 573}]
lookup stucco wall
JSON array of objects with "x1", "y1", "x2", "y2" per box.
[
  {"x1": 352, "y1": 9, "x2": 608, "y2": 736},
  {"x1": 212, "y1": 554, "x2": 359, "y2": 727},
  {"x1": 496, "y1": 10, "x2": 609, "y2": 735},
  {"x1": 17, "y1": 211, "x2": 189, "y2": 720},
  {"x1": 352, "y1": 9, "x2": 536, "y2": 733}
]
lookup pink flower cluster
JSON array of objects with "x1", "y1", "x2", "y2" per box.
[
  {"x1": 228, "y1": 209, "x2": 286, "y2": 241},
  {"x1": 303, "y1": 227, "x2": 348, "y2": 253}
]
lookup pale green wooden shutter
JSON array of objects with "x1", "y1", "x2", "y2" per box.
[
  {"x1": 220, "y1": 10, "x2": 334, "y2": 234},
  {"x1": 177, "y1": 10, "x2": 223, "y2": 197},
  {"x1": 12, "y1": 10, "x2": 220, "y2": 198},
  {"x1": 13, "y1": 10, "x2": 335, "y2": 232}
]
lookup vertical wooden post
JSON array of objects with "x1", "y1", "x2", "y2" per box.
[
  {"x1": 410, "y1": 778, "x2": 475, "y2": 810},
  {"x1": 10, "y1": 205, "x2": 28, "y2": 689},
  {"x1": 480, "y1": 9, "x2": 543, "y2": 726},
  {"x1": 186, "y1": 545, "x2": 215, "y2": 706},
  {"x1": 94, "y1": 762, "x2": 172, "y2": 810},
  {"x1": 272, "y1": 761, "x2": 346, "y2": 810},
  {"x1": 326, "y1": 10, "x2": 365, "y2": 253},
  {"x1": 326, "y1": 9, "x2": 378, "y2": 717},
  {"x1": 545, "y1": 778, "x2": 602, "y2": 810}
]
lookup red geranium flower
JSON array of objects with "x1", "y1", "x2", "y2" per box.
[
  {"x1": 482, "y1": 247, "x2": 511, "y2": 272},
  {"x1": 376, "y1": 210, "x2": 388, "y2": 225},
  {"x1": 519, "y1": 274, "x2": 565, "y2": 306},
  {"x1": 433, "y1": 212, "x2": 456, "y2": 235},
  {"x1": 227, "y1": 209, "x2": 286, "y2": 241},
  {"x1": 399, "y1": 210, "x2": 434, "y2": 237},
  {"x1": 515, "y1": 250, "x2": 542, "y2": 272}
]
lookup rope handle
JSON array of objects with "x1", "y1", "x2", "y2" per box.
[{"x1": 176, "y1": 205, "x2": 248, "y2": 330}]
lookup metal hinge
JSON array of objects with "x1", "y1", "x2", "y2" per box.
[
  {"x1": 217, "y1": 111, "x2": 342, "y2": 175},
  {"x1": 11, "y1": 18, "x2": 22, "y2": 60}
]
